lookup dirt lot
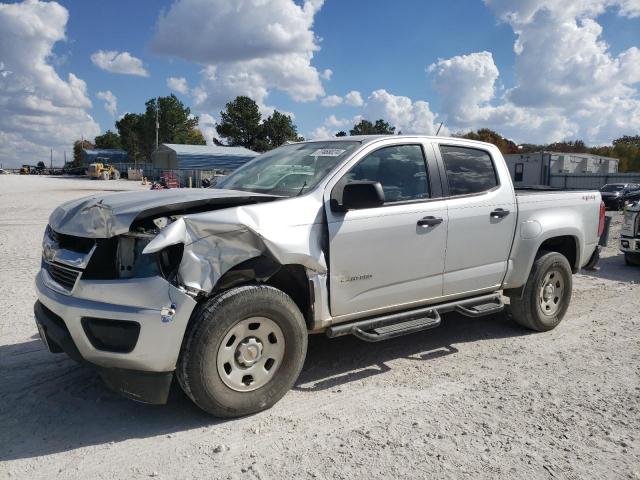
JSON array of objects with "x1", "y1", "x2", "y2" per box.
[{"x1": 1, "y1": 175, "x2": 639, "y2": 480}]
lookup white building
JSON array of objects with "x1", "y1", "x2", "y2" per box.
[{"x1": 504, "y1": 151, "x2": 619, "y2": 186}]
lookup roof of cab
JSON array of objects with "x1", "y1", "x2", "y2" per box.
[{"x1": 300, "y1": 134, "x2": 498, "y2": 149}]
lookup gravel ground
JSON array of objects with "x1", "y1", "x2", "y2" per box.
[{"x1": 1, "y1": 175, "x2": 639, "y2": 480}]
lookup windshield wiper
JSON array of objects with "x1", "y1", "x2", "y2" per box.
[{"x1": 296, "y1": 181, "x2": 308, "y2": 196}]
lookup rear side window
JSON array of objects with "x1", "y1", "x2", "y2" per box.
[{"x1": 440, "y1": 145, "x2": 498, "y2": 196}]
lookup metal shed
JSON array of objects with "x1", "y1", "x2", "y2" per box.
[{"x1": 151, "y1": 144, "x2": 258, "y2": 172}]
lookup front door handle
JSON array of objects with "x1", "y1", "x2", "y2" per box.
[
  {"x1": 417, "y1": 216, "x2": 443, "y2": 227},
  {"x1": 490, "y1": 208, "x2": 510, "y2": 219}
]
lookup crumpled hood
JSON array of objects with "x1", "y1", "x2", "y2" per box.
[{"x1": 48, "y1": 188, "x2": 277, "y2": 238}]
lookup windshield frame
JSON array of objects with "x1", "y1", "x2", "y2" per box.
[{"x1": 214, "y1": 141, "x2": 361, "y2": 197}]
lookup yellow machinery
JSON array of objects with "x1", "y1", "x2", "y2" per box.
[
  {"x1": 20, "y1": 165, "x2": 32, "y2": 175},
  {"x1": 87, "y1": 162, "x2": 120, "y2": 180}
]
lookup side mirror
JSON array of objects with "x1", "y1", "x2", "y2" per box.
[{"x1": 332, "y1": 181, "x2": 385, "y2": 211}]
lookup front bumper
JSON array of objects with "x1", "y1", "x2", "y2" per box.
[
  {"x1": 619, "y1": 236, "x2": 640, "y2": 254},
  {"x1": 34, "y1": 269, "x2": 197, "y2": 403}
]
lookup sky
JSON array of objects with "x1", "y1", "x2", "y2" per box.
[{"x1": 0, "y1": 0, "x2": 639, "y2": 168}]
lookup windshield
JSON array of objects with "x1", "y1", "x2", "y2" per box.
[
  {"x1": 215, "y1": 141, "x2": 359, "y2": 196},
  {"x1": 601, "y1": 184, "x2": 625, "y2": 192}
]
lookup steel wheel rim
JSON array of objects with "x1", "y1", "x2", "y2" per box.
[
  {"x1": 538, "y1": 269, "x2": 564, "y2": 316},
  {"x1": 217, "y1": 317, "x2": 285, "y2": 392}
]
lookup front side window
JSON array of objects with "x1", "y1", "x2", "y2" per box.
[
  {"x1": 440, "y1": 145, "x2": 498, "y2": 196},
  {"x1": 337, "y1": 145, "x2": 430, "y2": 203}
]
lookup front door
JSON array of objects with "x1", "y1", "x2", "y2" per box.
[{"x1": 325, "y1": 143, "x2": 448, "y2": 317}]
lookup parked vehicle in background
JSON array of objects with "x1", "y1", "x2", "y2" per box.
[
  {"x1": 620, "y1": 201, "x2": 640, "y2": 266},
  {"x1": 34, "y1": 135, "x2": 605, "y2": 418},
  {"x1": 87, "y1": 162, "x2": 120, "y2": 180},
  {"x1": 20, "y1": 165, "x2": 32, "y2": 175},
  {"x1": 600, "y1": 183, "x2": 640, "y2": 210}
]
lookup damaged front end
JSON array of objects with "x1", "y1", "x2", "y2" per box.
[{"x1": 45, "y1": 188, "x2": 285, "y2": 295}]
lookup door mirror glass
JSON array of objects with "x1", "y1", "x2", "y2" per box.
[{"x1": 332, "y1": 181, "x2": 385, "y2": 211}]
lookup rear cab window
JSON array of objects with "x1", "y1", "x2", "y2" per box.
[{"x1": 439, "y1": 145, "x2": 498, "y2": 196}]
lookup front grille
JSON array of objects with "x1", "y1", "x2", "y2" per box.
[{"x1": 47, "y1": 262, "x2": 82, "y2": 291}]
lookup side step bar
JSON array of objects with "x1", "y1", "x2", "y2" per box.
[{"x1": 326, "y1": 293, "x2": 503, "y2": 342}]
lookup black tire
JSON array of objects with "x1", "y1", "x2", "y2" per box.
[
  {"x1": 508, "y1": 251, "x2": 572, "y2": 332},
  {"x1": 177, "y1": 285, "x2": 307, "y2": 418},
  {"x1": 624, "y1": 252, "x2": 640, "y2": 266}
]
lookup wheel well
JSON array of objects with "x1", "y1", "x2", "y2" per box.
[
  {"x1": 538, "y1": 236, "x2": 578, "y2": 272},
  {"x1": 211, "y1": 257, "x2": 312, "y2": 324}
]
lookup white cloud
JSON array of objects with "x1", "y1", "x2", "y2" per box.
[
  {"x1": 321, "y1": 94, "x2": 343, "y2": 107},
  {"x1": 90, "y1": 50, "x2": 149, "y2": 77},
  {"x1": 325, "y1": 114, "x2": 350, "y2": 128},
  {"x1": 151, "y1": 0, "x2": 325, "y2": 114},
  {"x1": 425, "y1": 1, "x2": 640, "y2": 144},
  {"x1": 321, "y1": 68, "x2": 333, "y2": 80},
  {"x1": 96, "y1": 90, "x2": 117, "y2": 116},
  {"x1": 167, "y1": 76, "x2": 189, "y2": 94},
  {"x1": 363, "y1": 89, "x2": 444, "y2": 135},
  {"x1": 0, "y1": 0, "x2": 99, "y2": 168},
  {"x1": 198, "y1": 113, "x2": 218, "y2": 145},
  {"x1": 309, "y1": 114, "x2": 351, "y2": 139},
  {"x1": 310, "y1": 126, "x2": 334, "y2": 139},
  {"x1": 344, "y1": 90, "x2": 364, "y2": 107}
]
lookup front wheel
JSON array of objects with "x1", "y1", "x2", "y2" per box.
[
  {"x1": 177, "y1": 285, "x2": 308, "y2": 418},
  {"x1": 508, "y1": 251, "x2": 572, "y2": 332}
]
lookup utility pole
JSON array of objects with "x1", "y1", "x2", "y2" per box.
[
  {"x1": 50, "y1": 149, "x2": 53, "y2": 169},
  {"x1": 155, "y1": 97, "x2": 159, "y2": 151}
]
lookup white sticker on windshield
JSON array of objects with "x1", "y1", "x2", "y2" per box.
[{"x1": 309, "y1": 148, "x2": 346, "y2": 157}]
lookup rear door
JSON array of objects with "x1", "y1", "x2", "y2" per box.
[
  {"x1": 436, "y1": 143, "x2": 517, "y2": 296},
  {"x1": 325, "y1": 141, "x2": 448, "y2": 318}
]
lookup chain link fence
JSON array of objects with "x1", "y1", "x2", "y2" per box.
[{"x1": 102, "y1": 163, "x2": 226, "y2": 188}]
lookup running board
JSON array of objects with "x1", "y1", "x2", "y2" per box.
[{"x1": 326, "y1": 293, "x2": 503, "y2": 343}]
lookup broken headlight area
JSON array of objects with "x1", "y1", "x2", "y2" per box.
[{"x1": 82, "y1": 234, "x2": 183, "y2": 281}]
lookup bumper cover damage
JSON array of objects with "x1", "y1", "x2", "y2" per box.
[{"x1": 34, "y1": 300, "x2": 173, "y2": 404}]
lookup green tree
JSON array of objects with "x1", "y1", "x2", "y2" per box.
[
  {"x1": 94, "y1": 130, "x2": 122, "y2": 149},
  {"x1": 174, "y1": 127, "x2": 206, "y2": 145},
  {"x1": 261, "y1": 111, "x2": 300, "y2": 150},
  {"x1": 216, "y1": 96, "x2": 264, "y2": 150},
  {"x1": 116, "y1": 113, "x2": 144, "y2": 162},
  {"x1": 72, "y1": 139, "x2": 94, "y2": 166},
  {"x1": 349, "y1": 119, "x2": 396, "y2": 135},
  {"x1": 335, "y1": 131, "x2": 347, "y2": 137},
  {"x1": 115, "y1": 95, "x2": 201, "y2": 161},
  {"x1": 457, "y1": 128, "x2": 519, "y2": 154}
]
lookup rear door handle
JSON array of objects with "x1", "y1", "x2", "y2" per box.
[
  {"x1": 417, "y1": 216, "x2": 443, "y2": 227},
  {"x1": 490, "y1": 208, "x2": 510, "y2": 219}
]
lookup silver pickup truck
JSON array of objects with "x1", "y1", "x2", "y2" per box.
[{"x1": 35, "y1": 135, "x2": 605, "y2": 417}]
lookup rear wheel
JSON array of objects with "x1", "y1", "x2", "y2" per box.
[
  {"x1": 177, "y1": 285, "x2": 307, "y2": 418},
  {"x1": 624, "y1": 252, "x2": 640, "y2": 266},
  {"x1": 508, "y1": 251, "x2": 572, "y2": 332}
]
